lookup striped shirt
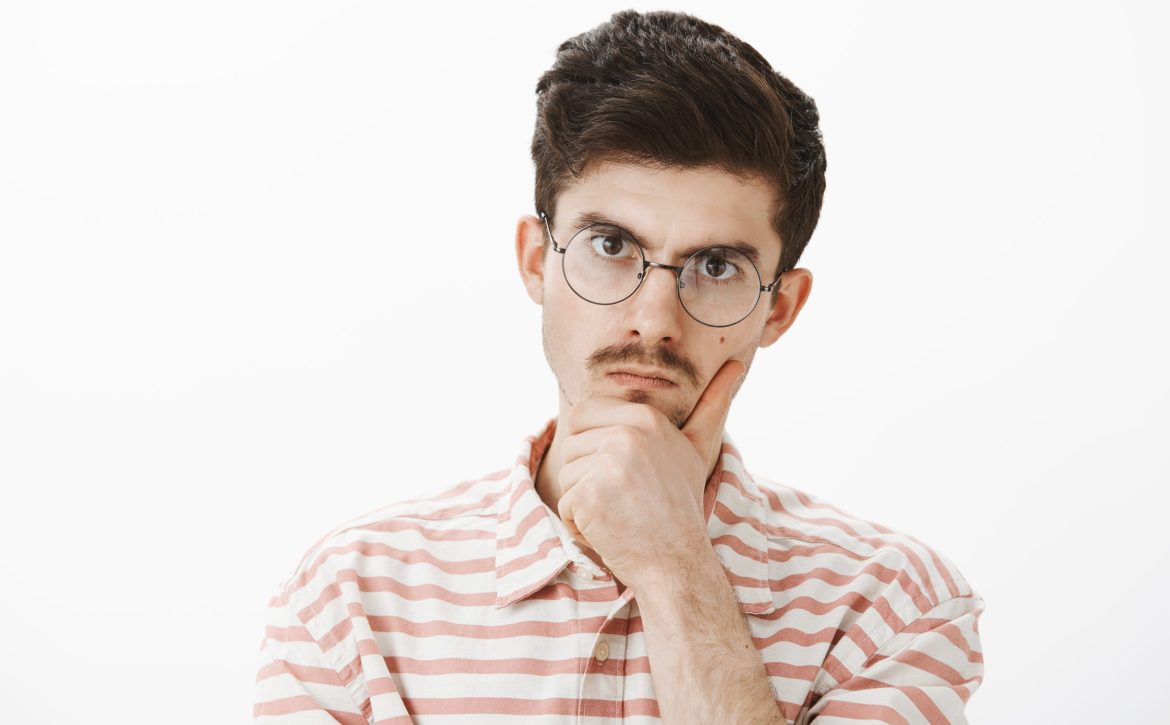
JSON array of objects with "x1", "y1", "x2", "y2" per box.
[{"x1": 255, "y1": 418, "x2": 984, "y2": 724}]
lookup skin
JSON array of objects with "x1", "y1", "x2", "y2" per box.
[{"x1": 514, "y1": 160, "x2": 813, "y2": 724}]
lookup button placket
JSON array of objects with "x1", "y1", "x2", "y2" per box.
[{"x1": 576, "y1": 592, "x2": 632, "y2": 722}]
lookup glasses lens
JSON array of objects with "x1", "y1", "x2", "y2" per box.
[
  {"x1": 562, "y1": 224, "x2": 644, "y2": 304},
  {"x1": 679, "y1": 247, "x2": 762, "y2": 326}
]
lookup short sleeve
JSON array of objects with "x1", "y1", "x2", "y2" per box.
[
  {"x1": 806, "y1": 595, "x2": 985, "y2": 724},
  {"x1": 253, "y1": 587, "x2": 372, "y2": 724}
]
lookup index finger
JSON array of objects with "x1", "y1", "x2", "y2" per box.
[
  {"x1": 681, "y1": 358, "x2": 746, "y2": 454},
  {"x1": 562, "y1": 395, "x2": 666, "y2": 437}
]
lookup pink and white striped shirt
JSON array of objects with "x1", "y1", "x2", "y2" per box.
[{"x1": 255, "y1": 418, "x2": 984, "y2": 723}]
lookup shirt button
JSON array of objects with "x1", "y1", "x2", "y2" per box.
[
  {"x1": 579, "y1": 568, "x2": 594, "y2": 581},
  {"x1": 594, "y1": 640, "x2": 610, "y2": 664}
]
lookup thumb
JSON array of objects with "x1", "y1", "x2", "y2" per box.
[{"x1": 682, "y1": 358, "x2": 746, "y2": 456}]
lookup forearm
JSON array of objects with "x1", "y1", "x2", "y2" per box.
[{"x1": 635, "y1": 543, "x2": 786, "y2": 725}]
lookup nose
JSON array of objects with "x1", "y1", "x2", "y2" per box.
[{"x1": 624, "y1": 262, "x2": 686, "y2": 344}]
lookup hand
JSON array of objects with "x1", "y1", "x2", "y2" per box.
[{"x1": 556, "y1": 358, "x2": 747, "y2": 591}]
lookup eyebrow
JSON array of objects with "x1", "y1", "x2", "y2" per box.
[{"x1": 568, "y1": 210, "x2": 764, "y2": 267}]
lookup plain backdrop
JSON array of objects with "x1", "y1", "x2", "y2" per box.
[{"x1": 1, "y1": 1, "x2": 1167, "y2": 722}]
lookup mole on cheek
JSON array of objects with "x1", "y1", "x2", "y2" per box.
[{"x1": 719, "y1": 336, "x2": 725, "y2": 344}]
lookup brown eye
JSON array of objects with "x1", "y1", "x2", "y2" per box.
[
  {"x1": 696, "y1": 250, "x2": 739, "y2": 281},
  {"x1": 588, "y1": 230, "x2": 637, "y2": 259}
]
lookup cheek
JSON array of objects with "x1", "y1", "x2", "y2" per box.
[
  {"x1": 543, "y1": 295, "x2": 608, "y2": 361},
  {"x1": 702, "y1": 332, "x2": 757, "y2": 377}
]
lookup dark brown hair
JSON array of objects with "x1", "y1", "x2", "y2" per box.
[{"x1": 531, "y1": 9, "x2": 827, "y2": 281}]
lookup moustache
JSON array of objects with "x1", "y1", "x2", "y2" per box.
[{"x1": 584, "y1": 341, "x2": 702, "y2": 388}]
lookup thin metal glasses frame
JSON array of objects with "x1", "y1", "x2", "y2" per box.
[{"x1": 539, "y1": 211, "x2": 786, "y2": 329}]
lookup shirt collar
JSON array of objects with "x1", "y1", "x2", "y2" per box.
[{"x1": 495, "y1": 418, "x2": 775, "y2": 615}]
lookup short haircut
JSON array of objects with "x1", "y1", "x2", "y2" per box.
[{"x1": 531, "y1": 10, "x2": 827, "y2": 281}]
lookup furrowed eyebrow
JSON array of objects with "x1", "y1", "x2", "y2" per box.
[{"x1": 568, "y1": 210, "x2": 763, "y2": 267}]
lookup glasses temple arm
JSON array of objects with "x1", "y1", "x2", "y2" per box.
[
  {"x1": 538, "y1": 211, "x2": 567, "y2": 254},
  {"x1": 761, "y1": 267, "x2": 789, "y2": 292}
]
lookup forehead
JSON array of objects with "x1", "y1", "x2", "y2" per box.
[{"x1": 555, "y1": 161, "x2": 782, "y2": 258}]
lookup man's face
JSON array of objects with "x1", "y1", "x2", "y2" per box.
[{"x1": 518, "y1": 161, "x2": 803, "y2": 428}]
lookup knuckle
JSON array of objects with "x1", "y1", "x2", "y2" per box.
[
  {"x1": 603, "y1": 425, "x2": 640, "y2": 455},
  {"x1": 616, "y1": 424, "x2": 640, "y2": 447},
  {"x1": 598, "y1": 452, "x2": 623, "y2": 476}
]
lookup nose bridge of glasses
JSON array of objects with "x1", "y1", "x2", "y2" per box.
[{"x1": 639, "y1": 259, "x2": 686, "y2": 283}]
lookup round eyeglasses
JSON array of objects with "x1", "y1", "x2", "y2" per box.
[{"x1": 540, "y1": 212, "x2": 786, "y2": 328}]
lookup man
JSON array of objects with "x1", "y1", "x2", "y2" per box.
[{"x1": 255, "y1": 10, "x2": 983, "y2": 724}]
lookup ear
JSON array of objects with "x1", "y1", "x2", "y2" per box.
[
  {"x1": 758, "y1": 267, "x2": 813, "y2": 348},
  {"x1": 515, "y1": 214, "x2": 548, "y2": 305}
]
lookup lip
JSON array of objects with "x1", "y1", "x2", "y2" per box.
[{"x1": 607, "y1": 369, "x2": 677, "y2": 390}]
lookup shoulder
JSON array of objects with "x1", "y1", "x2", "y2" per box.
[
  {"x1": 743, "y1": 472, "x2": 982, "y2": 642},
  {"x1": 268, "y1": 468, "x2": 513, "y2": 613},
  {"x1": 743, "y1": 473, "x2": 984, "y2": 686}
]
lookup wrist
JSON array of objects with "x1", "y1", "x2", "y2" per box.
[{"x1": 633, "y1": 535, "x2": 725, "y2": 610}]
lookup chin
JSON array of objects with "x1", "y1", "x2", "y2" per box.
[
  {"x1": 625, "y1": 391, "x2": 690, "y2": 428},
  {"x1": 576, "y1": 381, "x2": 689, "y2": 428}
]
